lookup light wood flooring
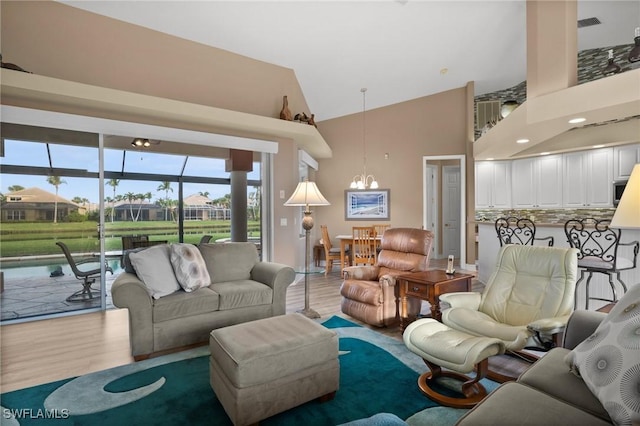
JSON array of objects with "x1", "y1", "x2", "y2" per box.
[{"x1": 1, "y1": 260, "x2": 477, "y2": 393}]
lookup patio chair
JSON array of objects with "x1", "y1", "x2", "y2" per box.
[{"x1": 56, "y1": 242, "x2": 113, "y2": 302}]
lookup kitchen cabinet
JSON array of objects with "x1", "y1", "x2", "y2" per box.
[
  {"x1": 613, "y1": 144, "x2": 640, "y2": 180},
  {"x1": 475, "y1": 161, "x2": 511, "y2": 208},
  {"x1": 511, "y1": 155, "x2": 562, "y2": 208},
  {"x1": 563, "y1": 148, "x2": 613, "y2": 207}
]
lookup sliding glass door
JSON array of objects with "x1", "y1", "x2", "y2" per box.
[{"x1": 1, "y1": 130, "x2": 263, "y2": 323}]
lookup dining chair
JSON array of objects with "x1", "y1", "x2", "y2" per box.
[
  {"x1": 320, "y1": 225, "x2": 349, "y2": 276},
  {"x1": 495, "y1": 217, "x2": 553, "y2": 247},
  {"x1": 372, "y1": 224, "x2": 391, "y2": 254},
  {"x1": 351, "y1": 226, "x2": 377, "y2": 266},
  {"x1": 372, "y1": 224, "x2": 391, "y2": 238},
  {"x1": 564, "y1": 218, "x2": 639, "y2": 310}
]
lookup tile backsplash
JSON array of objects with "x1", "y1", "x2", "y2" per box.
[{"x1": 475, "y1": 208, "x2": 616, "y2": 224}]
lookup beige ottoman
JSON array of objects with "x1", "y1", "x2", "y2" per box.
[
  {"x1": 403, "y1": 318, "x2": 505, "y2": 408},
  {"x1": 209, "y1": 314, "x2": 339, "y2": 426}
]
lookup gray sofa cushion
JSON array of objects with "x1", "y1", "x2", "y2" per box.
[
  {"x1": 456, "y1": 382, "x2": 611, "y2": 426},
  {"x1": 518, "y1": 347, "x2": 610, "y2": 422},
  {"x1": 152, "y1": 287, "x2": 220, "y2": 323},
  {"x1": 210, "y1": 280, "x2": 272, "y2": 310},
  {"x1": 199, "y1": 242, "x2": 258, "y2": 283},
  {"x1": 129, "y1": 244, "x2": 181, "y2": 299}
]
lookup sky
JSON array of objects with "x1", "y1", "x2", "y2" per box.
[{"x1": 1, "y1": 139, "x2": 261, "y2": 203}]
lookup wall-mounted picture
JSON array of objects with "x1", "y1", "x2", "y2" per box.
[{"x1": 345, "y1": 189, "x2": 390, "y2": 221}]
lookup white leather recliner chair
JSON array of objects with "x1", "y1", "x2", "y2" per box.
[{"x1": 441, "y1": 244, "x2": 580, "y2": 352}]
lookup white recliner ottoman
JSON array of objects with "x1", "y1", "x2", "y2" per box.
[
  {"x1": 403, "y1": 318, "x2": 505, "y2": 408},
  {"x1": 209, "y1": 313, "x2": 340, "y2": 426}
]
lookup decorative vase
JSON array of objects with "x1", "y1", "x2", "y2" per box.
[{"x1": 280, "y1": 95, "x2": 293, "y2": 121}]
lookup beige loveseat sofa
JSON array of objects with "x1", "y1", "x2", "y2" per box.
[
  {"x1": 455, "y1": 281, "x2": 640, "y2": 426},
  {"x1": 111, "y1": 242, "x2": 295, "y2": 360}
]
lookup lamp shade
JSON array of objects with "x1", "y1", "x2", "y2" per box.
[
  {"x1": 610, "y1": 164, "x2": 640, "y2": 229},
  {"x1": 284, "y1": 180, "x2": 330, "y2": 207}
]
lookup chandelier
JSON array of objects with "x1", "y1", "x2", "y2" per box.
[{"x1": 349, "y1": 88, "x2": 379, "y2": 189}]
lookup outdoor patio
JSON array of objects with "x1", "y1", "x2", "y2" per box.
[{"x1": 1, "y1": 267, "x2": 120, "y2": 322}]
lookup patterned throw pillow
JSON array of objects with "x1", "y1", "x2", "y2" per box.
[
  {"x1": 564, "y1": 284, "x2": 640, "y2": 425},
  {"x1": 170, "y1": 243, "x2": 211, "y2": 292}
]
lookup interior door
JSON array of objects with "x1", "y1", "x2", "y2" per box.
[
  {"x1": 424, "y1": 164, "x2": 438, "y2": 259},
  {"x1": 442, "y1": 165, "x2": 460, "y2": 258}
]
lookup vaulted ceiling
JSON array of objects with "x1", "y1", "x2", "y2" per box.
[{"x1": 60, "y1": 1, "x2": 640, "y2": 122}]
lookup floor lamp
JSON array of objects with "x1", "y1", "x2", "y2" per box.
[
  {"x1": 611, "y1": 163, "x2": 640, "y2": 230},
  {"x1": 284, "y1": 179, "x2": 330, "y2": 318}
]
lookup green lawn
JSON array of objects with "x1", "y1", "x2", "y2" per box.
[{"x1": 0, "y1": 220, "x2": 260, "y2": 258}]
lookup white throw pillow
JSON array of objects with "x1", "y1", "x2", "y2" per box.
[
  {"x1": 564, "y1": 284, "x2": 640, "y2": 425},
  {"x1": 129, "y1": 244, "x2": 181, "y2": 299},
  {"x1": 170, "y1": 243, "x2": 211, "y2": 292}
]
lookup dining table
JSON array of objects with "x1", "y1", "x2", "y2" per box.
[{"x1": 335, "y1": 234, "x2": 382, "y2": 272}]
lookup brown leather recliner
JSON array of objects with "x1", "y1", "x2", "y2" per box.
[{"x1": 340, "y1": 227, "x2": 434, "y2": 327}]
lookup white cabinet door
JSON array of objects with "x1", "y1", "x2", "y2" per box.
[
  {"x1": 536, "y1": 155, "x2": 563, "y2": 207},
  {"x1": 492, "y1": 161, "x2": 511, "y2": 208},
  {"x1": 475, "y1": 161, "x2": 511, "y2": 208},
  {"x1": 512, "y1": 155, "x2": 562, "y2": 208},
  {"x1": 563, "y1": 149, "x2": 613, "y2": 207},
  {"x1": 511, "y1": 158, "x2": 536, "y2": 208},
  {"x1": 475, "y1": 162, "x2": 494, "y2": 209},
  {"x1": 614, "y1": 144, "x2": 640, "y2": 180},
  {"x1": 586, "y1": 148, "x2": 613, "y2": 207}
]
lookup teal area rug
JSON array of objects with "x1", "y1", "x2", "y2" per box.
[{"x1": 1, "y1": 316, "x2": 497, "y2": 425}]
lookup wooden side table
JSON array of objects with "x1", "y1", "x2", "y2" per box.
[{"x1": 397, "y1": 270, "x2": 473, "y2": 330}]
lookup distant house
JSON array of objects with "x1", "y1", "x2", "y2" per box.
[
  {"x1": 1, "y1": 187, "x2": 82, "y2": 222},
  {"x1": 112, "y1": 200, "x2": 164, "y2": 222},
  {"x1": 184, "y1": 194, "x2": 230, "y2": 221}
]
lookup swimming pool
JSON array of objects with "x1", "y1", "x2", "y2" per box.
[{"x1": 1, "y1": 258, "x2": 123, "y2": 280}]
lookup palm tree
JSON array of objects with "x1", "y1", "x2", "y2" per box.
[
  {"x1": 157, "y1": 181, "x2": 173, "y2": 221},
  {"x1": 124, "y1": 192, "x2": 136, "y2": 221},
  {"x1": 105, "y1": 196, "x2": 114, "y2": 221},
  {"x1": 248, "y1": 186, "x2": 261, "y2": 221},
  {"x1": 199, "y1": 191, "x2": 210, "y2": 198},
  {"x1": 106, "y1": 179, "x2": 120, "y2": 223},
  {"x1": 134, "y1": 192, "x2": 152, "y2": 221},
  {"x1": 46, "y1": 175, "x2": 67, "y2": 223},
  {"x1": 8, "y1": 185, "x2": 24, "y2": 192}
]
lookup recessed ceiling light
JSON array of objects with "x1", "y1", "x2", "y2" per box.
[
  {"x1": 516, "y1": 139, "x2": 530, "y2": 144},
  {"x1": 540, "y1": 152, "x2": 550, "y2": 156},
  {"x1": 440, "y1": 68, "x2": 448, "y2": 75},
  {"x1": 568, "y1": 117, "x2": 586, "y2": 124},
  {"x1": 593, "y1": 144, "x2": 605, "y2": 148}
]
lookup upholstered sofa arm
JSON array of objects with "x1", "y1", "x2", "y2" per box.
[
  {"x1": 439, "y1": 292, "x2": 481, "y2": 310},
  {"x1": 562, "y1": 310, "x2": 607, "y2": 350},
  {"x1": 111, "y1": 272, "x2": 154, "y2": 357},
  {"x1": 527, "y1": 315, "x2": 571, "y2": 335},
  {"x1": 342, "y1": 265, "x2": 379, "y2": 281},
  {"x1": 251, "y1": 262, "x2": 296, "y2": 315}
]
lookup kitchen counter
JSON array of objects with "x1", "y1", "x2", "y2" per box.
[
  {"x1": 474, "y1": 221, "x2": 568, "y2": 228},
  {"x1": 476, "y1": 223, "x2": 640, "y2": 311}
]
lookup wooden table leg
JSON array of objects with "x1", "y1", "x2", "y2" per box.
[
  {"x1": 430, "y1": 299, "x2": 442, "y2": 322},
  {"x1": 340, "y1": 239, "x2": 347, "y2": 272},
  {"x1": 399, "y1": 278, "x2": 408, "y2": 331}
]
